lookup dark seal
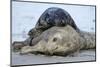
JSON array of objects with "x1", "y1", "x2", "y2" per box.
[
  {"x1": 28, "y1": 7, "x2": 80, "y2": 46},
  {"x1": 36, "y1": 7, "x2": 78, "y2": 29}
]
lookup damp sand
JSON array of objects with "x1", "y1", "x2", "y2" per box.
[{"x1": 11, "y1": 49, "x2": 95, "y2": 66}]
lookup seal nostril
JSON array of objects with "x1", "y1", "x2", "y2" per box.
[{"x1": 53, "y1": 38, "x2": 57, "y2": 42}]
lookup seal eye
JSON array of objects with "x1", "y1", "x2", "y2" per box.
[{"x1": 52, "y1": 37, "x2": 57, "y2": 42}]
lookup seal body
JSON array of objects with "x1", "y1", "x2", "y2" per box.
[
  {"x1": 35, "y1": 7, "x2": 79, "y2": 30},
  {"x1": 20, "y1": 25, "x2": 95, "y2": 56},
  {"x1": 28, "y1": 7, "x2": 80, "y2": 38},
  {"x1": 21, "y1": 25, "x2": 81, "y2": 56},
  {"x1": 13, "y1": 25, "x2": 95, "y2": 56}
]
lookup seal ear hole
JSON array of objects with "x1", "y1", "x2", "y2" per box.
[{"x1": 52, "y1": 37, "x2": 57, "y2": 42}]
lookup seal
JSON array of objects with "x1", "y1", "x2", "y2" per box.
[
  {"x1": 28, "y1": 7, "x2": 80, "y2": 46},
  {"x1": 20, "y1": 25, "x2": 95, "y2": 56},
  {"x1": 20, "y1": 25, "x2": 81, "y2": 56},
  {"x1": 36, "y1": 7, "x2": 79, "y2": 29},
  {"x1": 28, "y1": 7, "x2": 80, "y2": 37}
]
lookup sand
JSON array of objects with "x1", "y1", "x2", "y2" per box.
[{"x1": 11, "y1": 49, "x2": 95, "y2": 66}]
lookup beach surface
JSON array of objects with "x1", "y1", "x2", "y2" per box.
[{"x1": 11, "y1": 49, "x2": 95, "y2": 66}]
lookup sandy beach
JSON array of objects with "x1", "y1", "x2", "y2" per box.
[{"x1": 11, "y1": 49, "x2": 95, "y2": 66}]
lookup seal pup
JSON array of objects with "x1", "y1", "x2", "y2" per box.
[{"x1": 20, "y1": 25, "x2": 81, "y2": 56}]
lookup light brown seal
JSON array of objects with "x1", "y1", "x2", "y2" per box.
[{"x1": 20, "y1": 25, "x2": 95, "y2": 56}]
